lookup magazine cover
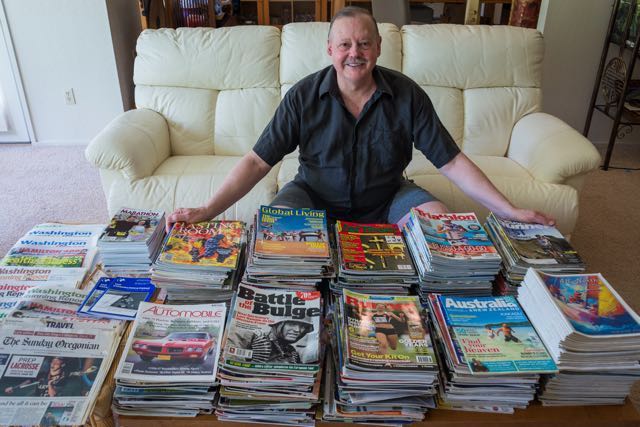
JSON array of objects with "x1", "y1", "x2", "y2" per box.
[
  {"x1": 156, "y1": 221, "x2": 244, "y2": 269},
  {"x1": 489, "y1": 214, "x2": 583, "y2": 265},
  {"x1": 116, "y1": 302, "x2": 226, "y2": 383},
  {"x1": 410, "y1": 210, "x2": 499, "y2": 259},
  {"x1": 437, "y1": 295, "x2": 557, "y2": 375},
  {"x1": 342, "y1": 290, "x2": 436, "y2": 370},
  {"x1": 536, "y1": 271, "x2": 640, "y2": 336},
  {"x1": 100, "y1": 207, "x2": 165, "y2": 243},
  {"x1": 254, "y1": 206, "x2": 329, "y2": 258},
  {"x1": 223, "y1": 284, "x2": 321, "y2": 371},
  {"x1": 0, "y1": 324, "x2": 116, "y2": 426},
  {"x1": 336, "y1": 221, "x2": 415, "y2": 273},
  {"x1": 85, "y1": 278, "x2": 155, "y2": 320}
]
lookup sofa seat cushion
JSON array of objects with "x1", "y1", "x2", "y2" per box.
[{"x1": 106, "y1": 155, "x2": 278, "y2": 224}]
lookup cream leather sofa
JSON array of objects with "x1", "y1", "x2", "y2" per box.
[{"x1": 86, "y1": 23, "x2": 601, "y2": 236}]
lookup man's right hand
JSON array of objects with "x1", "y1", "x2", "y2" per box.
[{"x1": 165, "y1": 206, "x2": 212, "y2": 233}]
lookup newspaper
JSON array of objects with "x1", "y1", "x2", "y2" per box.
[
  {"x1": 0, "y1": 283, "x2": 87, "y2": 320},
  {"x1": 0, "y1": 266, "x2": 87, "y2": 287},
  {"x1": 223, "y1": 284, "x2": 322, "y2": 371},
  {"x1": 0, "y1": 323, "x2": 119, "y2": 426},
  {"x1": 116, "y1": 302, "x2": 227, "y2": 384}
]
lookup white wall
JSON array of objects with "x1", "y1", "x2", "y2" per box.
[
  {"x1": 539, "y1": 0, "x2": 636, "y2": 143},
  {"x1": 2, "y1": 0, "x2": 140, "y2": 144}
]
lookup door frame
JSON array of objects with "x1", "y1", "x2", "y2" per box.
[{"x1": 0, "y1": 0, "x2": 34, "y2": 143}]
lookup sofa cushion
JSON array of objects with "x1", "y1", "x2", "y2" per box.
[
  {"x1": 106, "y1": 156, "x2": 278, "y2": 224},
  {"x1": 134, "y1": 26, "x2": 282, "y2": 157}
]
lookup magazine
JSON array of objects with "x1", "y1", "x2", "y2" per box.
[
  {"x1": 254, "y1": 206, "x2": 329, "y2": 258},
  {"x1": 487, "y1": 214, "x2": 582, "y2": 266},
  {"x1": 436, "y1": 294, "x2": 557, "y2": 375},
  {"x1": 336, "y1": 221, "x2": 415, "y2": 274},
  {"x1": 528, "y1": 270, "x2": 640, "y2": 337},
  {"x1": 410, "y1": 210, "x2": 499, "y2": 260},
  {"x1": 100, "y1": 207, "x2": 165, "y2": 243},
  {"x1": 156, "y1": 221, "x2": 244, "y2": 270},
  {"x1": 0, "y1": 323, "x2": 119, "y2": 426},
  {"x1": 116, "y1": 302, "x2": 227, "y2": 383},
  {"x1": 0, "y1": 246, "x2": 96, "y2": 269},
  {"x1": 341, "y1": 290, "x2": 436, "y2": 370},
  {"x1": 83, "y1": 277, "x2": 155, "y2": 320},
  {"x1": 223, "y1": 284, "x2": 322, "y2": 371}
]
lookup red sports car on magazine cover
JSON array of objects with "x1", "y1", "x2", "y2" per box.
[{"x1": 132, "y1": 332, "x2": 215, "y2": 363}]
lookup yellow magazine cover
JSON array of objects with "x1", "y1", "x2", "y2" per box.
[{"x1": 157, "y1": 220, "x2": 244, "y2": 269}]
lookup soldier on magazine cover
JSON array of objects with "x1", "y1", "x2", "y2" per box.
[{"x1": 234, "y1": 319, "x2": 314, "y2": 364}]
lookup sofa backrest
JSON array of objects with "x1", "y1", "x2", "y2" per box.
[
  {"x1": 134, "y1": 26, "x2": 281, "y2": 157},
  {"x1": 133, "y1": 23, "x2": 543, "y2": 159},
  {"x1": 402, "y1": 24, "x2": 543, "y2": 156}
]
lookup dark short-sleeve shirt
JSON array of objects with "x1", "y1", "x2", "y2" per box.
[{"x1": 253, "y1": 65, "x2": 460, "y2": 221}]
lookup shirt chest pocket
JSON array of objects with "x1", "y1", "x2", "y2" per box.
[{"x1": 366, "y1": 127, "x2": 408, "y2": 172}]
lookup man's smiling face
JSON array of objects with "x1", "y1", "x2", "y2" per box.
[{"x1": 327, "y1": 14, "x2": 381, "y2": 88}]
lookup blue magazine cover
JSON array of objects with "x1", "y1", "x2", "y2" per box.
[
  {"x1": 82, "y1": 277, "x2": 155, "y2": 320},
  {"x1": 437, "y1": 295, "x2": 557, "y2": 375}
]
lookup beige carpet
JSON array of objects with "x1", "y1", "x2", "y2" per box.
[{"x1": 0, "y1": 141, "x2": 639, "y2": 408}]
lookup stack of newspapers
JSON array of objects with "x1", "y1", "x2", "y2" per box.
[
  {"x1": 244, "y1": 206, "x2": 334, "y2": 290},
  {"x1": 519, "y1": 269, "x2": 640, "y2": 406},
  {"x1": 113, "y1": 302, "x2": 226, "y2": 417},
  {"x1": 151, "y1": 220, "x2": 246, "y2": 303},
  {"x1": 0, "y1": 283, "x2": 123, "y2": 426},
  {"x1": 485, "y1": 213, "x2": 586, "y2": 286},
  {"x1": 403, "y1": 210, "x2": 501, "y2": 297},
  {"x1": 216, "y1": 284, "x2": 322, "y2": 426},
  {"x1": 0, "y1": 223, "x2": 104, "y2": 273},
  {"x1": 323, "y1": 291, "x2": 439, "y2": 424},
  {"x1": 427, "y1": 294, "x2": 557, "y2": 413},
  {"x1": 332, "y1": 221, "x2": 417, "y2": 294},
  {"x1": 97, "y1": 207, "x2": 166, "y2": 275}
]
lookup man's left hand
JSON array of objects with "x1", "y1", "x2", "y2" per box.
[{"x1": 500, "y1": 208, "x2": 556, "y2": 226}]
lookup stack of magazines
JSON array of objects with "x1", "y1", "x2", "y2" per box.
[
  {"x1": 216, "y1": 284, "x2": 322, "y2": 426},
  {"x1": 403, "y1": 210, "x2": 501, "y2": 297},
  {"x1": 519, "y1": 269, "x2": 640, "y2": 406},
  {"x1": 1, "y1": 223, "x2": 104, "y2": 272},
  {"x1": 333, "y1": 221, "x2": 417, "y2": 294},
  {"x1": 244, "y1": 206, "x2": 334, "y2": 290},
  {"x1": 97, "y1": 207, "x2": 166, "y2": 275},
  {"x1": 323, "y1": 290, "x2": 439, "y2": 424},
  {"x1": 113, "y1": 302, "x2": 226, "y2": 417},
  {"x1": 0, "y1": 284, "x2": 124, "y2": 426},
  {"x1": 485, "y1": 213, "x2": 586, "y2": 287},
  {"x1": 427, "y1": 294, "x2": 557, "y2": 413},
  {"x1": 151, "y1": 220, "x2": 246, "y2": 303}
]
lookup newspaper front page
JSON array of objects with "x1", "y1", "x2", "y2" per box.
[{"x1": 0, "y1": 324, "x2": 117, "y2": 426}]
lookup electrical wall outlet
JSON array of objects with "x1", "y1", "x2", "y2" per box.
[{"x1": 64, "y1": 88, "x2": 76, "y2": 105}]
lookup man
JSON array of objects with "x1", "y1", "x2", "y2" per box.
[
  {"x1": 167, "y1": 7, "x2": 554, "y2": 230},
  {"x1": 244, "y1": 320, "x2": 314, "y2": 364}
]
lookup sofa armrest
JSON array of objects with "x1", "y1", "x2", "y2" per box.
[
  {"x1": 507, "y1": 112, "x2": 601, "y2": 184},
  {"x1": 85, "y1": 109, "x2": 171, "y2": 182}
]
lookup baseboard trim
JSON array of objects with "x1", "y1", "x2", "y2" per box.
[{"x1": 32, "y1": 139, "x2": 89, "y2": 146}]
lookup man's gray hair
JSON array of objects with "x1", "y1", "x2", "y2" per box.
[{"x1": 328, "y1": 6, "x2": 380, "y2": 39}]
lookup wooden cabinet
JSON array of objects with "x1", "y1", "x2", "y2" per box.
[{"x1": 263, "y1": 0, "x2": 326, "y2": 26}]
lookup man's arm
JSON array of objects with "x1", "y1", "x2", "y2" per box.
[
  {"x1": 166, "y1": 150, "x2": 272, "y2": 231},
  {"x1": 439, "y1": 152, "x2": 555, "y2": 225}
]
